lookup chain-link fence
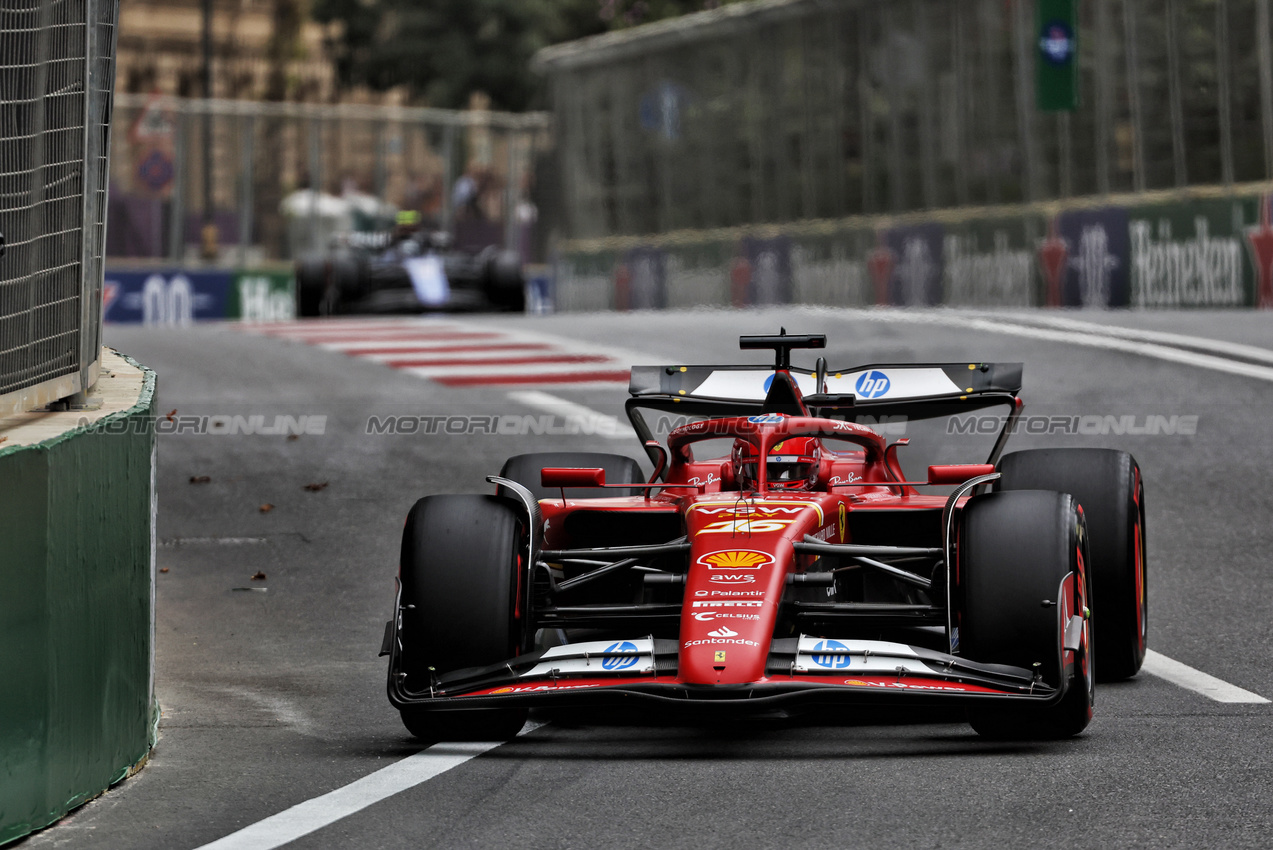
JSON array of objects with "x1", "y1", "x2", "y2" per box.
[
  {"x1": 106, "y1": 96, "x2": 551, "y2": 267},
  {"x1": 536, "y1": 0, "x2": 1273, "y2": 241},
  {"x1": 0, "y1": 0, "x2": 118, "y2": 414}
]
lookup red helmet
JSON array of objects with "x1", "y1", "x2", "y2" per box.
[{"x1": 732, "y1": 437, "x2": 821, "y2": 491}]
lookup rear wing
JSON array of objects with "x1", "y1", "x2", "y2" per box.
[
  {"x1": 626, "y1": 361, "x2": 1023, "y2": 473},
  {"x1": 628, "y1": 362, "x2": 1022, "y2": 410}
]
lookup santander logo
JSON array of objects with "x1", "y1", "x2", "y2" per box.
[{"x1": 707, "y1": 626, "x2": 739, "y2": 638}]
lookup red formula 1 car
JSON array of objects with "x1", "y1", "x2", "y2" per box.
[{"x1": 381, "y1": 332, "x2": 1148, "y2": 740}]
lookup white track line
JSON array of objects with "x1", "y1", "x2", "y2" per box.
[
  {"x1": 857, "y1": 311, "x2": 1273, "y2": 384},
  {"x1": 193, "y1": 723, "x2": 543, "y2": 850},
  {"x1": 987, "y1": 313, "x2": 1273, "y2": 366},
  {"x1": 1142, "y1": 650, "x2": 1270, "y2": 703},
  {"x1": 507, "y1": 390, "x2": 636, "y2": 441}
]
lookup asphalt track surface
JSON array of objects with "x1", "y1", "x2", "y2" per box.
[{"x1": 21, "y1": 307, "x2": 1273, "y2": 850}]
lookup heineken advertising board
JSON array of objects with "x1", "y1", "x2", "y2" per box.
[{"x1": 555, "y1": 193, "x2": 1273, "y2": 312}]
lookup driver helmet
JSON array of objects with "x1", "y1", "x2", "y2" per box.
[{"x1": 732, "y1": 437, "x2": 821, "y2": 491}]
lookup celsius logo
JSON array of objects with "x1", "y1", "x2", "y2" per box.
[
  {"x1": 810, "y1": 639, "x2": 852, "y2": 670},
  {"x1": 602, "y1": 641, "x2": 640, "y2": 671},
  {"x1": 855, "y1": 371, "x2": 891, "y2": 399}
]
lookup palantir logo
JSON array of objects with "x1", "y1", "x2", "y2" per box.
[
  {"x1": 602, "y1": 641, "x2": 640, "y2": 671},
  {"x1": 855, "y1": 371, "x2": 891, "y2": 399},
  {"x1": 811, "y1": 639, "x2": 852, "y2": 669}
]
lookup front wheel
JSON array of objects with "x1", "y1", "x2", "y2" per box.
[
  {"x1": 998, "y1": 448, "x2": 1147, "y2": 681},
  {"x1": 393, "y1": 494, "x2": 528, "y2": 740},
  {"x1": 959, "y1": 490, "x2": 1094, "y2": 740}
]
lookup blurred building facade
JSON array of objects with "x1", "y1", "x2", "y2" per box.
[{"x1": 114, "y1": 0, "x2": 404, "y2": 104}]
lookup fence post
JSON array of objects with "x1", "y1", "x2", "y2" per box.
[
  {"x1": 1258, "y1": 0, "x2": 1273, "y2": 178},
  {"x1": 307, "y1": 116, "x2": 322, "y2": 255},
  {"x1": 440, "y1": 121, "x2": 455, "y2": 234},
  {"x1": 1123, "y1": 0, "x2": 1146, "y2": 192},
  {"x1": 1166, "y1": 0, "x2": 1188, "y2": 186},
  {"x1": 1058, "y1": 111, "x2": 1073, "y2": 197},
  {"x1": 504, "y1": 129, "x2": 520, "y2": 252},
  {"x1": 1012, "y1": 0, "x2": 1039, "y2": 202},
  {"x1": 1094, "y1": 0, "x2": 1113, "y2": 194},
  {"x1": 857, "y1": 11, "x2": 876, "y2": 214},
  {"x1": 238, "y1": 112, "x2": 254, "y2": 268},
  {"x1": 168, "y1": 104, "x2": 186, "y2": 263},
  {"x1": 1217, "y1": 0, "x2": 1234, "y2": 186}
]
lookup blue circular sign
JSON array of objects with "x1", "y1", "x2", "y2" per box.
[
  {"x1": 811, "y1": 639, "x2": 851, "y2": 670},
  {"x1": 137, "y1": 148, "x2": 174, "y2": 193},
  {"x1": 602, "y1": 641, "x2": 639, "y2": 671},
  {"x1": 854, "y1": 370, "x2": 891, "y2": 399},
  {"x1": 1039, "y1": 21, "x2": 1076, "y2": 66}
]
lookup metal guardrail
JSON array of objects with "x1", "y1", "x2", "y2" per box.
[{"x1": 0, "y1": 0, "x2": 119, "y2": 415}]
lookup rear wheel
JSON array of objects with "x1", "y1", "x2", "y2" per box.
[
  {"x1": 498, "y1": 452, "x2": 645, "y2": 500},
  {"x1": 998, "y1": 448, "x2": 1147, "y2": 680},
  {"x1": 395, "y1": 494, "x2": 528, "y2": 740},
  {"x1": 295, "y1": 259, "x2": 328, "y2": 317},
  {"x1": 484, "y1": 250, "x2": 525, "y2": 311},
  {"x1": 959, "y1": 490, "x2": 1093, "y2": 740}
]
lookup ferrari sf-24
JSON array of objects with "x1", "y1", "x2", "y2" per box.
[{"x1": 380, "y1": 332, "x2": 1148, "y2": 740}]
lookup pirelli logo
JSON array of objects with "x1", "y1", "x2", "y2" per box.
[{"x1": 691, "y1": 600, "x2": 764, "y2": 608}]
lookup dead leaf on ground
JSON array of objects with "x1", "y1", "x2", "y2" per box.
[
  {"x1": 303, "y1": 481, "x2": 329, "y2": 492},
  {"x1": 258, "y1": 503, "x2": 274, "y2": 513},
  {"x1": 286, "y1": 434, "x2": 300, "y2": 441},
  {"x1": 189, "y1": 475, "x2": 211, "y2": 484},
  {"x1": 0, "y1": 436, "x2": 7, "y2": 444},
  {"x1": 165, "y1": 409, "x2": 177, "y2": 422},
  {"x1": 250, "y1": 571, "x2": 267, "y2": 581},
  {"x1": 159, "y1": 567, "x2": 170, "y2": 574}
]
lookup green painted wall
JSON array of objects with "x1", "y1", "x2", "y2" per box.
[{"x1": 0, "y1": 355, "x2": 157, "y2": 846}]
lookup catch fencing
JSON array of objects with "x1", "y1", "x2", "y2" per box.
[
  {"x1": 0, "y1": 0, "x2": 118, "y2": 415},
  {"x1": 106, "y1": 96, "x2": 551, "y2": 267},
  {"x1": 536, "y1": 0, "x2": 1273, "y2": 241}
]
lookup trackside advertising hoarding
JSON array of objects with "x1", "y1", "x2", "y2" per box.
[
  {"x1": 555, "y1": 192, "x2": 1273, "y2": 311},
  {"x1": 103, "y1": 269, "x2": 295, "y2": 323}
]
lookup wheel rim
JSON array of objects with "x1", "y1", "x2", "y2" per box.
[
  {"x1": 1133, "y1": 472, "x2": 1147, "y2": 656},
  {"x1": 1077, "y1": 542, "x2": 1094, "y2": 706}
]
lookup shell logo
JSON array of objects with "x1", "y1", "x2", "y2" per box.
[{"x1": 698, "y1": 550, "x2": 773, "y2": 570}]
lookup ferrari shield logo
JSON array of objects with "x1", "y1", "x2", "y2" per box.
[
  {"x1": 838, "y1": 503, "x2": 847, "y2": 542},
  {"x1": 714, "y1": 651, "x2": 727, "y2": 663}
]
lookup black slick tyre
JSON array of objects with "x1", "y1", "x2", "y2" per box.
[
  {"x1": 997, "y1": 448, "x2": 1147, "y2": 681},
  {"x1": 959, "y1": 490, "x2": 1094, "y2": 740},
  {"x1": 395, "y1": 494, "x2": 528, "y2": 741},
  {"x1": 498, "y1": 452, "x2": 645, "y2": 500}
]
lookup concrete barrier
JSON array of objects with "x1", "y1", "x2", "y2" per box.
[
  {"x1": 0, "y1": 350, "x2": 157, "y2": 846},
  {"x1": 555, "y1": 183, "x2": 1273, "y2": 311}
]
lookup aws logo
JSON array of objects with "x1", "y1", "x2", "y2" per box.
[{"x1": 697, "y1": 550, "x2": 773, "y2": 571}]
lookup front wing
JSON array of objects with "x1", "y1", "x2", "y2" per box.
[{"x1": 386, "y1": 637, "x2": 1071, "y2": 712}]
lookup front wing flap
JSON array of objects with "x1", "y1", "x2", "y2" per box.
[{"x1": 387, "y1": 637, "x2": 1066, "y2": 712}]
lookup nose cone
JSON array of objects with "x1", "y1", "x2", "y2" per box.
[{"x1": 679, "y1": 543, "x2": 789, "y2": 684}]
